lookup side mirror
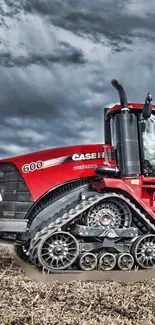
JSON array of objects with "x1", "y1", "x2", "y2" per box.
[
  {"x1": 141, "y1": 121, "x2": 146, "y2": 132},
  {"x1": 142, "y1": 93, "x2": 152, "y2": 119}
]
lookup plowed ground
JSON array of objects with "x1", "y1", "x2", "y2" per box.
[{"x1": 0, "y1": 246, "x2": 154, "y2": 325}]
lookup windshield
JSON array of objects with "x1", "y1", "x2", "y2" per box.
[{"x1": 140, "y1": 114, "x2": 155, "y2": 175}]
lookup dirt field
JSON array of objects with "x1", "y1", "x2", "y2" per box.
[{"x1": 0, "y1": 246, "x2": 154, "y2": 325}]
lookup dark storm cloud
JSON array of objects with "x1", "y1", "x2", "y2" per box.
[
  {"x1": 0, "y1": 59, "x2": 105, "y2": 157},
  {"x1": 0, "y1": 43, "x2": 86, "y2": 68},
  {"x1": 2, "y1": 1, "x2": 155, "y2": 48},
  {"x1": 0, "y1": 0, "x2": 155, "y2": 158},
  {"x1": 21, "y1": 0, "x2": 155, "y2": 47}
]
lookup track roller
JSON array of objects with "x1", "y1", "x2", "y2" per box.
[
  {"x1": 36, "y1": 231, "x2": 79, "y2": 272},
  {"x1": 79, "y1": 253, "x2": 97, "y2": 271},
  {"x1": 98, "y1": 252, "x2": 116, "y2": 271},
  {"x1": 131, "y1": 234, "x2": 155, "y2": 269},
  {"x1": 117, "y1": 253, "x2": 134, "y2": 271}
]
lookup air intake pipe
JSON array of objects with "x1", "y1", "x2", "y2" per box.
[{"x1": 111, "y1": 79, "x2": 141, "y2": 177}]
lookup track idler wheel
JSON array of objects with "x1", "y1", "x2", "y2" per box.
[
  {"x1": 98, "y1": 252, "x2": 116, "y2": 271},
  {"x1": 79, "y1": 253, "x2": 97, "y2": 271},
  {"x1": 131, "y1": 234, "x2": 155, "y2": 269},
  {"x1": 117, "y1": 253, "x2": 134, "y2": 271},
  {"x1": 36, "y1": 231, "x2": 79, "y2": 272}
]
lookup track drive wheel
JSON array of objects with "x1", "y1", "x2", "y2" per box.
[
  {"x1": 32, "y1": 231, "x2": 79, "y2": 273},
  {"x1": 131, "y1": 234, "x2": 155, "y2": 269},
  {"x1": 86, "y1": 198, "x2": 132, "y2": 229}
]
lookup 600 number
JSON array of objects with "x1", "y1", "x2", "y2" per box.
[{"x1": 22, "y1": 161, "x2": 43, "y2": 173}]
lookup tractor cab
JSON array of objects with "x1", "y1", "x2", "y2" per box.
[{"x1": 100, "y1": 80, "x2": 155, "y2": 178}]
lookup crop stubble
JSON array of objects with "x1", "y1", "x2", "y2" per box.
[{"x1": 0, "y1": 246, "x2": 154, "y2": 325}]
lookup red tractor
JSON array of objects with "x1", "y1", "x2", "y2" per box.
[{"x1": 1, "y1": 79, "x2": 155, "y2": 274}]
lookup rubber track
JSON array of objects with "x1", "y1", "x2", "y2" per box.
[
  {"x1": 26, "y1": 178, "x2": 89, "y2": 229},
  {"x1": 14, "y1": 192, "x2": 155, "y2": 282},
  {"x1": 14, "y1": 180, "x2": 90, "y2": 266},
  {"x1": 30, "y1": 192, "x2": 155, "y2": 247}
]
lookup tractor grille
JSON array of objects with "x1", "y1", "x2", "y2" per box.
[{"x1": 0, "y1": 163, "x2": 34, "y2": 219}]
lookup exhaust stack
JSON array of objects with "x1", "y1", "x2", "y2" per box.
[{"x1": 111, "y1": 79, "x2": 128, "y2": 109}]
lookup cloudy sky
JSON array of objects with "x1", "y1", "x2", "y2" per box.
[{"x1": 0, "y1": 0, "x2": 155, "y2": 158}]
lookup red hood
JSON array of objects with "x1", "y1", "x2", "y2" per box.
[{"x1": 0, "y1": 143, "x2": 116, "y2": 201}]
